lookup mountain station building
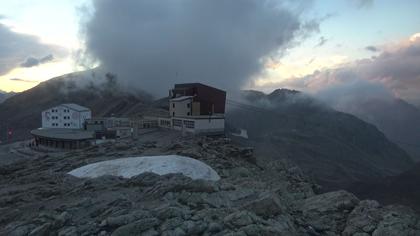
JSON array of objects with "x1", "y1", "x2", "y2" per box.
[
  {"x1": 31, "y1": 103, "x2": 94, "y2": 149},
  {"x1": 165, "y1": 83, "x2": 226, "y2": 134}
]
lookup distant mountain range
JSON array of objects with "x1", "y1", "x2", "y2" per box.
[
  {"x1": 226, "y1": 89, "x2": 413, "y2": 189},
  {"x1": 0, "y1": 90, "x2": 16, "y2": 104}
]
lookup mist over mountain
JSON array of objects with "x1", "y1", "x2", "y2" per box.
[
  {"x1": 226, "y1": 89, "x2": 413, "y2": 189},
  {"x1": 334, "y1": 97, "x2": 420, "y2": 161}
]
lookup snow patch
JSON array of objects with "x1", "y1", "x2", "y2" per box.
[
  {"x1": 231, "y1": 129, "x2": 248, "y2": 139},
  {"x1": 68, "y1": 155, "x2": 220, "y2": 181}
]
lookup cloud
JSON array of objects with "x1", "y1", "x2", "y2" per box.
[
  {"x1": 9, "y1": 78, "x2": 39, "y2": 83},
  {"x1": 314, "y1": 36, "x2": 328, "y2": 48},
  {"x1": 20, "y1": 54, "x2": 54, "y2": 68},
  {"x1": 0, "y1": 23, "x2": 67, "y2": 76},
  {"x1": 80, "y1": 0, "x2": 318, "y2": 96},
  {"x1": 259, "y1": 34, "x2": 420, "y2": 106},
  {"x1": 352, "y1": 0, "x2": 374, "y2": 8},
  {"x1": 365, "y1": 45, "x2": 379, "y2": 52}
]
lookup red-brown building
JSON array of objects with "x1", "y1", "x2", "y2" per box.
[{"x1": 169, "y1": 83, "x2": 226, "y2": 117}]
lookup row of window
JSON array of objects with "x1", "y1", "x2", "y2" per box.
[
  {"x1": 183, "y1": 120, "x2": 195, "y2": 129},
  {"x1": 52, "y1": 116, "x2": 71, "y2": 120},
  {"x1": 160, "y1": 120, "x2": 171, "y2": 126},
  {"x1": 172, "y1": 103, "x2": 191, "y2": 108},
  {"x1": 172, "y1": 119, "x2": 195, "y2": 128},
  {"x1": 51, "y1": 123, "x2": 72, "y2": 127},
  {"x1": 51, "y1": 109, "x2": 71, "y2": 113}
]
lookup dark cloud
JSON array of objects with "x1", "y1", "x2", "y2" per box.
[
  {"x1": 260, "y1": 37, "x2": 420, "y2": 106},
  {"x1": 314, "y1": 36, "x2": 328, "y2": 48},
  {"x1": 365, "y1": 45, "x2": 379, "y2": 52},
  {"x1": 20, "y1": 54, "x2": 54, "y2": 68},
  {"x1": 80, "y1": 0, "x2": 318, "y2": 96},
  {"x1": 9, "y1": 78, "x2": 39, "y2": 83},
  {"x1": 353, "y1": 0, "x2": 374, "y2": 8},
  {"x1": 0, "y1": 24, "x2": 66, "y2": 75},
  {"x1": 307, "y1": 57, "x2": 316, "y2": 65}
]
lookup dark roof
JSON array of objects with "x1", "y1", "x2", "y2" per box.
[
  {"x1": 31, "y1": 128, "x2": 94, "y2": 140},
  {"x1": 43, "y1": 103, "x2": 90, "y2": 113},
  {"x1": 174, "y1": 83, "x2": 226, "y2": 93},
  {"x1": 61, "y1": 103, "x2": 90, "y2": 112}
]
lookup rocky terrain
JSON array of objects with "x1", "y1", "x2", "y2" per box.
[{"x1": 0, "y1": 130, "x2": 419, "y2": 235}]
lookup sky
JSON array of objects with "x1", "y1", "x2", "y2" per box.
[{"x1": 0, "y1": 0, "x2": 419, "y2": 98}]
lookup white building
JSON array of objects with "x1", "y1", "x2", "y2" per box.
[
  {"x1": 169, "y1": 96, "x2": 195, "y2": 117},
  {"x1": 171, "y1": 115, "x2": 225, "y2": 134},
  {"x1": 42, "y1": 103, "x2": 91, "y2": 129}
]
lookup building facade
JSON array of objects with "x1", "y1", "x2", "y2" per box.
[
  {"x1": 42, "y1": 103, "x2": 91, "y2": 129},
  {"x1": 167, "y1": 83, "x2": 226, "y2": 134},
  {"x1": 169, "y1": 83, "x2": 226, "y2": 117},
  {"x1": 31, "y1": 128, "x2": 94, "y2": 150},
  {"x1": 85, "y1": 117, "x2": 133, "y2": 139},
  {"x1": 172, "y1": 116, "x2": 225, "y2": 134}
]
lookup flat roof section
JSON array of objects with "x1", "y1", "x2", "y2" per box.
[
  {"x1": 170, "y1": 96, "x2": 194, "y2": 102},
  {"x1": 31, "y1": 128, "x2": 94, "y2": 140}
]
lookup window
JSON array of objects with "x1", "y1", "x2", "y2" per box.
[
  {"x1": 183, "y1": 120, "x2": 195, "y2": 129},
  {"x1": 187, "y1": 112, "x2": 190, "y2": 116},
  {"x1": 173, "y1": 119, "x2": 182, "y2": 127},
  {"x1": 172, "y1": 103, "x2": 175, "y2": 108},
  {"x1": 187, "y1": 103, "x2": 190, "y2": 108},
  {"x1": 172, "y1": 112, "x2": 175, "y2": 117}
]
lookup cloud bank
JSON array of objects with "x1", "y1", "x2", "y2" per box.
[
  {"x1": 263, "y1": 34, "x2": 420, "y2": 107},
  {"x1": 80, "y1": 0, "x2": 317, "y2": 96},
  {"x1": 0, "y1": 24, "x2": 67, "y2": 76}
]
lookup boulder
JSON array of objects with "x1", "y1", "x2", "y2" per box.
[
  {"x1": 343, "y1": 200, "x2": 382, "y2": 235},
  {"x1": 242, "y1": 192, "x2": 284, "y2": 218},
  {"x1": 224, "y1": 211, "x2": 261, "y2": 228},
  {"x1": 111, "y1": 218, "x2": 160, "y2": 236},
  {"x1": 300, "y1": 190, "x2": 359, "y2": 233}
]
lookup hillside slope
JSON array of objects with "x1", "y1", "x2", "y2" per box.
[
  {"x1": 226, "y1": 89, "x2": 413, "y2": 189},
  {"x1": 348, "y1": 162, "x2": 420, "y2": 212},
  {"x1": 339, "y1": 98, "x2": 420, "y2": 161}
]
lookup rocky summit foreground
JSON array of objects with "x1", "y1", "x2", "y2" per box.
[{"x1": 0, "y1": 130, "x2": 419, "y2": 236}]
